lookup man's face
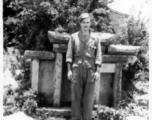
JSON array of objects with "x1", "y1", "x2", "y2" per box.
[{"x1": 80, "y1": 18, "x2": 91, "y2": 31}]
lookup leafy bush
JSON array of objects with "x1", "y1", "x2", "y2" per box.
[
  {"x1": 3, "y1": 1, "x2": 149, "y2": 119},
  {"x1": 3, "y1": 89, "x2": 39, "y2": 117},
  {"x1": 93, "y1": 105, "x2": 125, "y2": 120},
  {"x1": 93, "y1": 103, "x2": 148, "y2": 120},
  {"x1": 3, "y1": 0, "x2": 114, "y2": 53},
  {"x1": 3, "y1": 0, "x2": 114, "y2": 118},
  {"x1": 3, "y1": 51, "x2": 37, "y2": 117},
  {"x1": 114, "y1": 13, "x2": 149, "y2": 100}
]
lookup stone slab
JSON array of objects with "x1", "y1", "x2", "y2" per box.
[
  {"x1": 48, "y1": 31, "x2": 119, "y2": 46},
  {"x1": 108, "y1": 45, "x2": 141, "y2": 55},
  {"x1": 53, "y1": 53, "x2": 63, "y2": 107},
  {"x1": 61, "y1": 54, "x2": 71, "y2": 102},
  {"x1": 24, "y1": 50, "x2": 55, "y2": 60},
  {"x1": 99, "y1": 73, "x2": 114, "y2": 107},
  {"x1": 102, "y1": 55, "x2": 137, "y2": 63},
  {"x1": 113, "y1": 63, "x2": 122, "y2": 108},
  {"x1": 36, "y1": 107, "x2": 71, "y2": 118},
  {"x1": 38, "y1": 60, "x2": 55, "y2": 104},
  {"x1": 31, "y1": 59, "x2": 39, "y2": 91},
  {"x1": 100, "y1": 64, "x2": 115, "y2": 73}
]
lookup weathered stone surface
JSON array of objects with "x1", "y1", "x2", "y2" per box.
[
  {"x1": 108, "y1": 45, "x2": 141, "y2": 55},
  {"x1": 48, "y1": 31, "x2": 70, "y2": 44},
  {"x1": 53, "y1": 53, "x2": 63, "y2": 107},
  {"x1": 37, "y1": 108, "x2": 71, "y2": 117},
  {"x1": 100, "y1": 64, "x2": 115, "y2": 73},
  {"x1": 31, "y1": 59, "x2": 39, "y2": 91},
  {"x1": 24, "y1": 50, "x2": 55, "y2": 60},
  {"x1": 97, "y1": 33, "x2": 116, "y2": 46},
  {"x1": 36, "y1": 107, "x2": 97, "y2": 119},
  {"x1": 61, "y1": 54, "x2": 71, "y2": 102},
  {"x1": 48, "y1": 31, "x2": 118, "y2": 46},
  {"x1": 102, "y1": 55, "x2": 137, "y2": 63},
  {"x1": 38, "y1": 60, "x2": 55, "y2": 104},
  {"x1": 94, "y1": 71, "x2": 100, "y2": 104},
  {"x1": 53, "y1": 44, "x2": 68, "y2": 53},
  {"x1": 99, "y1": 73, "x2": 114, "y2": 107},
  {"x1": 113, "y1": 63, "x2": 122, "y2": 108}
]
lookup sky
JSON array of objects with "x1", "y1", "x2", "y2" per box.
[{"x1": 108, "y1": 0, "x2": 150, "y2": 20}]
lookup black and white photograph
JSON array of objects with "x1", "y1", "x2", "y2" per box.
[{"x1": 2, "y1": 0, "x2": 151, "y2": 120}]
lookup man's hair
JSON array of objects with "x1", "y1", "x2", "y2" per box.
[{"x1": 78, "y1": 13, "x2": 90, "y2": 23}]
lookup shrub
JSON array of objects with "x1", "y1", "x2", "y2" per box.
[
  {"x1": 3, "y1": 0, "x2": 114, "y2": 53},
  {"x1": 93, "y1": 103, "x2": 148, "y2": 120},
  {"x1": 3, "y1": 89, "x2": 39, "y2": 118},
  {"x1": 93, "y1": 105, "x2": 125, "y2": 120},
  {"x1": 114, "y1": 13, "x2": 149, "y2": 100}
]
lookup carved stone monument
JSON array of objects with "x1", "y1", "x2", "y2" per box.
[{"x1": 24, "y1": 31, "x2": 141, "y2": 109}]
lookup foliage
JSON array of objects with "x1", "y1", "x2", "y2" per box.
[
  {"x1": 93, "y1": 105, "x2": 125, "y2": 120},
  {"x1": 3, "y1": 51, "x2": 37, "y2": 117},
  {"x1": 3, "y1": 89, "x2": 39, "y2": 117},
  {"x1": 3, "y1": 0, "x2": 114, "y2": 54},
  {"x1": 93, "y1": 103, "x2": 148, "y2": 120},
  {"x1": 117, "y1": 100, "x2": 149, "y2": 120},
  {"x1": 113, "y1": 13, "x2": 149, "y2": 100},
  {"x1": 3, "y1": 0, "x2": 149, "y2": 119},
  {"x1": 3, "y1": 0, "x2": 114, "y2": 118}
]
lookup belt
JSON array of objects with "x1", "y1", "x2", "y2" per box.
[{"x1": 73, "y1": 56, "x2": 95, "y2": 68}]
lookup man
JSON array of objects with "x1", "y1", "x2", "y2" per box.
[{"x1": 66, "y1": 13, "x2": 102, "y2": 120}]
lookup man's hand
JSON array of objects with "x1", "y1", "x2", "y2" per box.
[
  {"x1": 67, "y1": 70, "x2": 73, "y2": 80},
  {"x1": 93, "y1": 72, "x2": 100, "y2": 81}
]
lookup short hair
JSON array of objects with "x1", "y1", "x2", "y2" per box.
[{"x1": 78, "y1": 13, "x2": 90, "y2": 23}]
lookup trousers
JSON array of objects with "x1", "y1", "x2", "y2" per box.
[{"x1": 71, "y1": 64, "x2": 95, "y2": 120}]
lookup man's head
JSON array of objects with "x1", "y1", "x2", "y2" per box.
[{"x1": 78, "y1": 13, "x2": 91, "y2": 31}]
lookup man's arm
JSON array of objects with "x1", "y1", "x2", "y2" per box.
[
  {"x1": 93, "y1": 38, "x2": 102, "y2": 81},
  {"x1": 95, "y1": 38, "x2": 102, "y2": 71},
  {"x1": 67, "y1": 62, "x2": 72, "y2": 72},
  {"x1": 66, "y1": 36, "x2": 74, "y2": 80},
  {"x1": 66, "y1": 36, "x2": 74, "y2": 63},
  {"x1": 96, "y1": 65, "x2": 101, "y2": 73}
]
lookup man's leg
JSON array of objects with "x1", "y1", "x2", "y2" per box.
[
  {"x1": 82, "y1": 69, "x2": 95, "y2": 120},
  {"x1": 71, "y1": 66, "x2": 82, "y2": 120}
]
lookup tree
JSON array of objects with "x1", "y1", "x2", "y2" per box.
[{"x1": 3, "y1": 0, "x2": 114, "y2": 53}]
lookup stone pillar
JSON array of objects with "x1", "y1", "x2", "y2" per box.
[
  {"x1": 24, "y1": 51, "x2": 55, "y2": 105},
  {"x1": 113, "y1": 63, "x2": 123, "y2": 108},
  {"x1": 53, "y1": 53, "x2": 63, "y2": 107},
  {"x1": 31, "y1": 59, "x2": 39, "y2": 91}
]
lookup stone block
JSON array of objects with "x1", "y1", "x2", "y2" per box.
[
  {"x1": 108, "y1": 45, "x2": 141, "y2": 55},
  {"x1": 38, "y1": 60, "x2": 55, "y2": 104},
  {"x1": 99, "y1": 73, "x2": 114, "y2": 107},
  {"x1": 24, "y1": 50, "x2": 55, "y2": 60}
]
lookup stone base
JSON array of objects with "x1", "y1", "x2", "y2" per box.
[{"x1": 36, "y1": 107, "x2": 71, "y2": 118}]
